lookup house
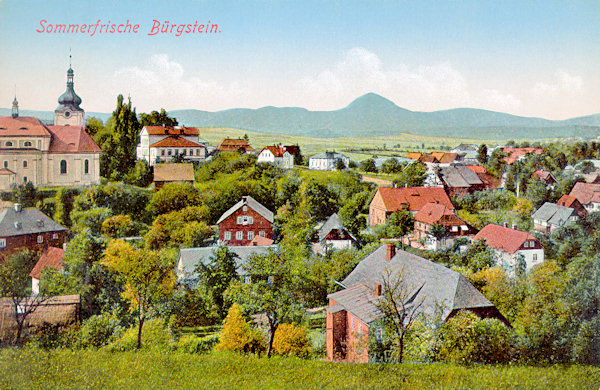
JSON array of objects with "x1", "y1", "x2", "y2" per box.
[
  {"x1": 413, "y1": 203, "x2": 476, "y2": 250},
  {"x1": 407, "y1": 152, "x2": 458, "y2": 165},
  {"x1": 369, "y1": 187, "x2": 454, "y2": 227},
  {"x1": 531, "y1": 202, "x2": 579, "y2": 234},
  {"x1": 465, "y1": 165, "x2": 500, "y2": 190},
  {"x1": 0, "y1": 204, "x2": 68, "y2": 261},
  {"x1": 0, "y1": 66, "x2": 102, "y2": 190},
  {"x1": 136, "y1": 125, "x2": 206, "y2": 165},
  {"x1": 532, "y1": 170, "x2": 556, "y2": 186},
  {"x1": 474, "y1": 224, "x2": 544, "y2": 272},
  {"x1": 567, "y1": 182, "x2": 600, "y2": 213},
  {"x1": 153, "y1": 163, "x2": 194, "y2": 189},
  {"x1": 217, "y1": 196, "x2": 274, "y2": 246},
  {"x1": 326, "y1": 243, "x2": 507, "y2": 362},
  {"x1": 29, "y1": 247, "x2": 65, "y2": 295},
  {"x1": 438, "y1": 164, "x2": 484, "y2": 197},
  {"x1": 176, "y1": 244, "x2": 279, "y2": 286},
  {"x1": 557, "y1": 194, "x2": 588, "y2": 219},
  {"x1": 312, "y1": 213, "x2": 356, "y2": 255},
  {"x1": 257, "y1": 145, "x2": 295, "y2": 169},
  {"x1": 503, "y1": 147, "x2": 544, "y2": 165},
  {"x1": 309, "y1": 152, "x2": 350, "y2": 170},
  {"x1": 216, "y1": 138, "x2": 254, "y2": 153},
  {"x1": 451, "y1": 144, "x2": 479, "y2": 164}
]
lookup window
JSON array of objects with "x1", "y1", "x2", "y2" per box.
[
  {"x1": 189, "y1": 149, "x2": 194, "y2": 156},
  {"x1": 182, "y1": 149, "x2": 186, "y2": 155},
  {"x1": 523, "y1": 241, "x2": 529, "y2": 248},
  {"x1": 248, "y1": 231, "x2": 255, "y2": 240},
  {"x1": 237, "y1": 216, "x2": 243, "y2": 224},
  {"x1": 52, "y1": 233, "x2": 58, "y2": 239},
  {"x1": 168, "y1": 150, "x2": 172, "y2": 156},
  {"x1": 259, "y1": 231, "x2": 265, "y2": 237},
  {"x1": 23, "y1": 177, "x2": 27, "y2": 183},
  {"x1": 451, "y1": 226, "x2": 458, "y2": 232},
  {"x1": 84, "y1": 159, "x2": 89, "y2": 174},
  {"x1": 22, "y1": 161, "x2": 27, "y2": 168},
  {"x1": 3, "y1": 161, "x2": 7, "y2": 168},
  {"x1": 196, "y1": 149, "x2": 201, "y2": 156},
  {"x1": 37, "y1": 235, "x2": 43, "y2": 244},
  {"x1": 224, "y1": 231, "x2": 231, "y2": 241},
  {"x1": 533, "y1": 253, "x2": 538, "y2": 261},
  {"x1": 244, "y1": 276, "x2": 252, "y2": 284},
  {"x1": 24, "y1": 141, "x2": 32, "y2": 147},
  {"x1": 236, "y1": 231, "x2": 243, "y2": 240},
  {"x1": 0, "y1": 238, "x2": 5, "y2": 248},
  {"x1": 5, "y1": 141, "x2": 12, "y2": 147},
  {"x1": 161, "y1": 150, "x2": 165, "y2": 156},
  {"x1": 174, "y1": 149, "x2": 179, "y2": 155},
  {"x1": 242, "y1": 206, "x2": 248, "y2": 212},
  {"x1": 60, "y1": 160, "x2": 67, "y2": 174},
  {"x1": 529, "y1": 240, "x2": 535, "y2": 247}
]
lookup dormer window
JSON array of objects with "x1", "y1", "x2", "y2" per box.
[
  {"x1": 24, "y1": 141, "x2": 32, "y2": 147},
  {"x1": 14, "y1": 222, "x2": 22, "y2": 230},
  {"x1": 36, "y1": 220, "x2": 44, "y2": 227},
  {"x1": 5, "y1": 141, "x2": 12, "y2": 147}
]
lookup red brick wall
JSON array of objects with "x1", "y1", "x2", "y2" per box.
[
  {"x1": 218, "y1": 206, "x2": 273, "y2": 246},
  {"x1": 0, "y1": 230, "x2": 67, "y2": 262},
  {"x1": 345, "y1": 312, "x2": 370, "y2": 363}
]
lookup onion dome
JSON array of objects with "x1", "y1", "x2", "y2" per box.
[{"x1": 56, "y1": 67, "x2": 83, "y2": 112}]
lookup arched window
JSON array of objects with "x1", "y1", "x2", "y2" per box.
[
  {"x1": 24, "y1": 141, "x2": 32, "y2": 147},
  {"x1": 5, "y1": 141, "x2": 12, "y2": 147},
  {"x1": 60, "y1": 160, "x2": 67, "y2": 174},
  {"x1": 3, "y1": 161, "x2": 7, "y2": 168},
  {"x1": 84, "y1": 159, "x2": 89, "y2": 174},
  {"x1": 23, "y1": 161, "x2": 27, "y2": 168}
]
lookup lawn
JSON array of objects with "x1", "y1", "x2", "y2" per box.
[{"x1": 1, "y1": 348, "x2": 598, "y2": 389}]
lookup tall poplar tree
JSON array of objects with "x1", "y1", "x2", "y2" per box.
[{"x1": 101, "y1": 95, "x2": 141, "y2": 180}]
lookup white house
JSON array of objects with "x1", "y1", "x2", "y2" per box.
[
  {"x1": 312, "y1": 213, "x2": 356, "y2": 255},
  {"x1": 474, "y1": 224, "x2": 544, "y2": 273},
  {"x1": 257, "y1": 145, "x2": 294, "y2": 169},
  {"x1": 309, "y1": 152, "x2": 349, "y2": 170},
  {"x1": 136, "y1": 125, "x2": 206, "y2": 166}
]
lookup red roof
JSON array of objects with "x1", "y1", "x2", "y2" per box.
[
  {"x1": 29, "y1": 247, "x2": 65, "y2": 279},
  {"x1": 569, "y1": 182, "x2": 600, "y2": 205},
  {"x1": 375, "y1": 187, "x2": 454, "y2": 213},
  {"x1": 283, "y1": 145, "x2": 299, "y2": 156},
  {"x1": 414, "y1": 203, "x2": 463, "y2": 225},
  {"x1": 144, "y1": 126, "x2": 199, "y2": 136},
  {"x1": 503, "y1": 147, "x2": 544, "y2": 165},
  {"x1": 466, "y1": 165, "x2": 486, "y2": 174},
  {"x1": 47, "y1": 126, "x2": 102, "y2": 153},
  {"x1": 249, "y1": 236, "x2": 275, "y2": 246},
  {"x1": 217, "y1": 138, "x2": 254, "y2": 152},
  {"x1": 0, "y1": 116, "x2": 52, "y2": 137},
  {"x1": 474, "y1": 224, "x2": 537, "y2": 254},
  {"x1": 557, "y1": 194, "x2": 578, "y2": 208},
  {"x1": 150, "y1": 135, "x2": 203, "y2": 148},
  {"x1": 260, "y1": 145, "x2": 288, "y2": 157}
]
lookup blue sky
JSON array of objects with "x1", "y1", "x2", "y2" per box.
[{"x1": 0, "y1": 0, "x2": 598, "y2": 119}]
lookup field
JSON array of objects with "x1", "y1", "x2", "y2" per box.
[
  {"x1": 1, "y1": 348, "x2": 598, "y2": 389},
  {"x1": 197, "y1": 127, "x2": 568, "y2": 162}
]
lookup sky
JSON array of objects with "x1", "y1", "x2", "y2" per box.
[{"x1": 0, "y1": 0, "x2": 598, "y2": 120}]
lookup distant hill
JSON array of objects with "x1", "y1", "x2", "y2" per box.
[{"x1": 2, "y1": 93, "x2": 599, "y2": 139}]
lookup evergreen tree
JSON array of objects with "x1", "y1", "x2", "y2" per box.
[
  {"x1": 138, "y1": 108, "x2": 178, "y2": 127},
  {"x1": 478, "y1": 144, "x2": 488, "y2": 165}
]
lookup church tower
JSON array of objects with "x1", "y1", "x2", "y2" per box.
[
  {"x1": 11, "y1": 96, "x2": 18, "y2": 118},
  {"x1": 54, "y1": 58, "x2": 84, "y2": 126}
]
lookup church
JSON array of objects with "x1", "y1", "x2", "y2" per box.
[{"x1": 0, "y1": 65, "x2": 102, "y2": 190}]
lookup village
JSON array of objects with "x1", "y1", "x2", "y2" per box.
[{"x1": 0, "y1": 64, "x2": 599, "y2": 374}]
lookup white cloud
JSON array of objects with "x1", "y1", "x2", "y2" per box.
[{"x1": 528, "y1": 70, "x2": 585, "y2": 118}]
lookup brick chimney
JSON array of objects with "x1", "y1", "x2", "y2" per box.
[
  {"x1": 512, "y1": 223, "x2": 518, "y2": 230},
  {"x1": 386, "y1": 243, "x2": 396, "y2": 260},
  {"x1": 374, "y1": 283, "x2": 382, "y2": 296},
  {"x1": 503, "y1": 222, "x2": 508, "y2": 228}
]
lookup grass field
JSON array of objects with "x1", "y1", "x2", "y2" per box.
[
  {"x1": 197, "y1": 127, "x2": 574, "y2": 162},
  {"x1": 1, "y1": 348, "x2": 599, "y2": 389}
]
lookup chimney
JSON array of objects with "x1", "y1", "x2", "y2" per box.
[
  {"x1": 503, "y1": 222, "x2": 508, "y2": 228},
  {"x1": 374, "y1": 283, "x2": 382, "y2": 296},
  {"x1": 386, "y1": 243, "x2": 396, "y2": 260},
  {"x1": 14, "y1": 203, "x2": 21, "y2": 212},
  {"x1": 512, "y1": 224, "x2": 518, "y2": 230},
  {"x1": 63, "y1": 242, "x2": 67, "y2": 251}
]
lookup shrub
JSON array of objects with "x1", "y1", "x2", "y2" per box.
[
  {"x1": 107, "y1": 318, "x2": 174, "y2": 351},
  {"x1": 77, "y1": 313, "x2": 123, "y2": 349},
  {"x1": 273, "y1": 323, "x2": 310, "y2": 358},
  {"x1": 308, "y1": 329, "x2": 326, "y2": 358},
  {"x1": 214, "y1": 304, "x2": 265, "y2": 354},
  {"x1": 177, "y1": 334, "x2": 219, "y2": 354},
  {"x1": 31, "y1": 323, "x2": 79, "y2": 350}
]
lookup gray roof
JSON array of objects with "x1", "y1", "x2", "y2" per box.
[
  {"x1": 318, "y1": 213, "x2": 356, "y2": 242},
  {"x1": 328, "y1": 284, "x2": 382, "y2": 324},
  {"x1": 216, "y1": 196, "x2": 274, "y2": 224},
  {"x1": 309, "y1": 152, "x2": 348, "y2": 160},
  {"x1": 440, "y1": 165, "x2": 483, "y2": 188},
  {"x1": 332, "y1": 245, "x2": 495, "y2": 322},
  {"x1": 177, "y1": 244, "x2": 279, "y2": 282},
  {"x1": 0, "y1": 207, "x2": 67, "y2": 237},
  {"x1": 532, "y1": 202, "x2": 578, "y2": 226}
]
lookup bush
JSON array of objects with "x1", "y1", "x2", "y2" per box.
[
  {"x1": 273, "y1": 323, "x2": 310, "y2": 358},
  {"x1": 214, "y1": 304, "x2": 265, "y2": 354},
  {"x1": 308, "y1": 329, "x2": 326, "y2": 358},
  {"x1": 176, "y1": 334, "x2": 219, "y2": 354},
  {"x1": 77, "y1": 313, "x2": 123, "y2": 349},
  {"x1": 31, "y1": 323, "x2": 79, "y2": 350},
  {"x1": 107, "y1": 319, "x2": 174, "y2": 351}
]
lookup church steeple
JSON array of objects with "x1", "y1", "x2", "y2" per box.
[
  {"x1": 11, "y1": 91, "x2": 18, "y2": 119},
  {"x1": 54, "y1": 55, "x2": 85, "y2": 126}
]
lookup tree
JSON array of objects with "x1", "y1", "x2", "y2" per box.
[
  {"x1": 360, "y1": 158, "x2": 378, "y2": 173},
  {"x1": 100, "y1": 95, "x2": 141, "y2": 180},
  {"x1": 138, "y1": 108, "x2": 178, "y2": 127},
  {"x1": 0, "y1": 250, "x2": 48, "y2": 344},
  {"x1": 393, "y1": 162, "x2": 427, "y2": 187},
  {"x1": 335, "y1": 158, "x2": 346, "y2": 170},
  {"x1": 197, "y1": 247, "x2": 239, "y2": 319},
  {"x1": 226, "y1": 251, "x2": 303, "y2": 357},
  {"x1": 381, "y1": 158, "x2": 403, "y2": 174},
  {"x1": 214, "y1": 303, "x2": 264, "y2": 353},
  {"x1": 103, "y1": 240, "x2": 175, "y2": 349},
  {"x1": 384, "y1": 210, "x2": 414, "y2": 239},
  {"x1": 373, "y1": 268, "x2": 424, "y2": 363},
  {"x1": 85, "y1": 117, "x2": 105, "y2": 137},
  {"x1": 477, "y1": 144, "x2": 488, "y2": 165},
  {"x1": 292, "y1": 144, "x2": 304, "y2": 166}
]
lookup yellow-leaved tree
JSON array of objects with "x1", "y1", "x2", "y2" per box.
[
  {"x1": 103, "y1": 240, "x2": 175, "y2": 349},
  {"x1": 215, "y1": 303, "x2": 264, "y2": 354}
]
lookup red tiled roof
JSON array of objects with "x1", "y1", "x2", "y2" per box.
[
  {"x1": 249, "y1": 235, "x2": 275, "y2": 246},
  {"x1": 217, "y1": 138, "x2": 254, "y2": 152},
  {"x1": 503, "y1": 147, "x2": 544, "y2": 165},
  {"x1": 29, "y1": 247, "x2": 65, "y2": 279},
  {"x1": 0, "y1": 116, "x2": 52, "y2": 137},
  {"x1": 407, "y1": 152, "x2": 422, "y2": 160},
  {"x1": 375, "y1": 187, "x2": 454, "y2": 213},
  {"x1": 474, "y1": 224, "x2": 537, "y2": 254},
  {"x1": 144, "y1": 126, "x2": 199, "y2": 136},
  {"x1": 414, "y1": 202, "x2": 463, "y2": 226},
  {"x1": 150, "y1": 135, "x2": 203, "y2": 148},
  {"x1": 283, "y1": 145, "x2": 299, "y2": 156},
  {"x1": 47, "y1": 126, "x2": 102, "y2": 153},
  {"x1": 557, "y1": 194, "x2": 578, "y2": 208},
  {"x1": 466, "y1": 165, "x2": 486, "y2": 174},
  {"x1": 431, "y1": 152, "x2": 458, "y2": 164},
  {"x1": 533, "y1": 170, "x2": 555, "y2": 182},
  {"x1": 260, "y1": 145, "x2": 289, "y2": 157},
  {"x1": 569, "y1": 182, "x2": 600, "y2": 205}
]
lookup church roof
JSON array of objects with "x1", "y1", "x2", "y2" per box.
[
  {"x1": 47, "y1": 126, "x2": 102, "y2": 154},
  {"x1": 0, "y1": 116, "x2": 52, "y2": 137}
]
